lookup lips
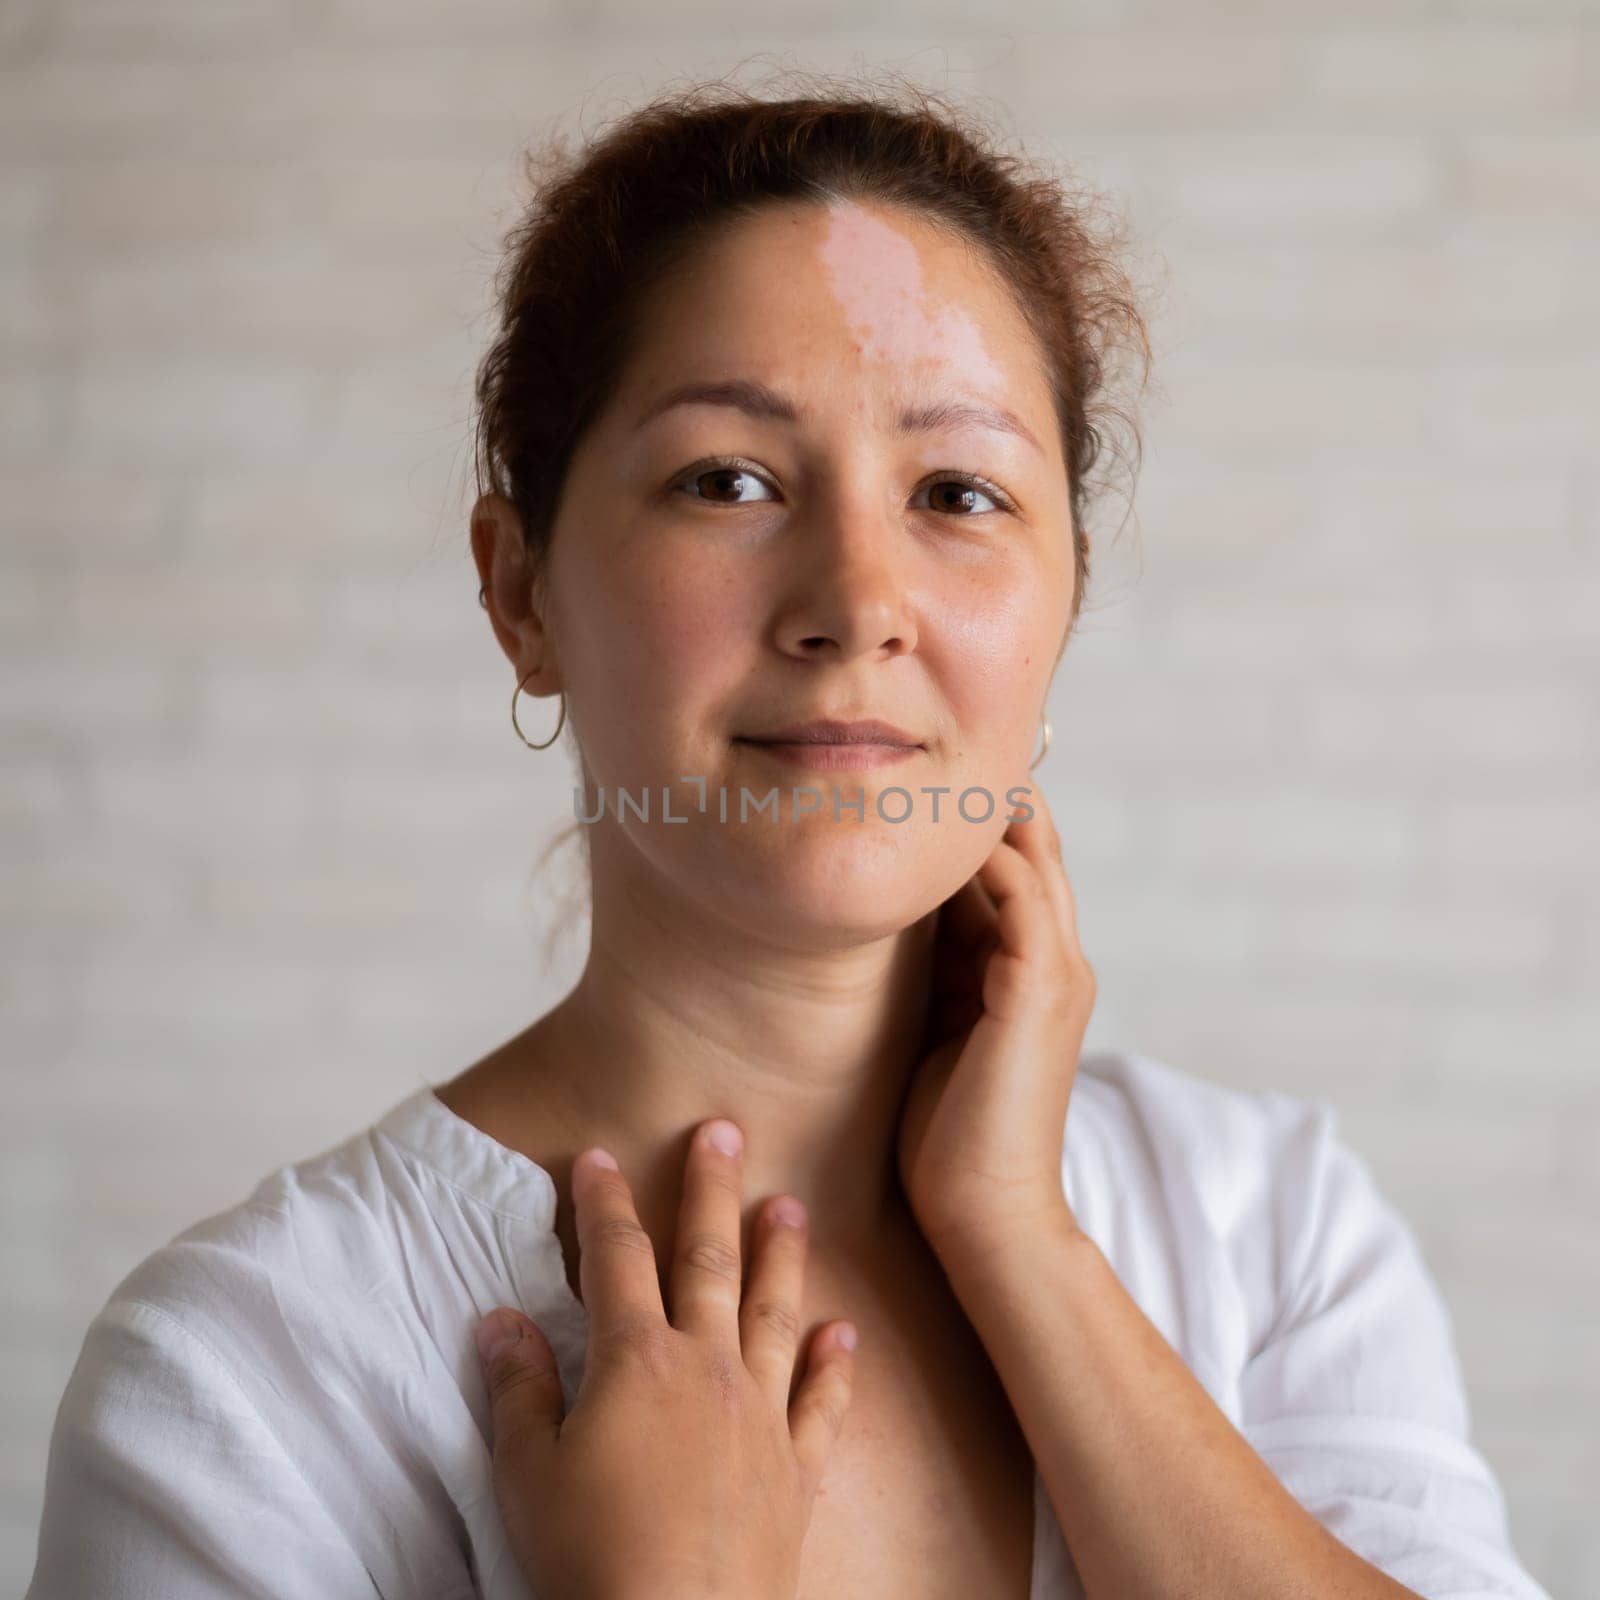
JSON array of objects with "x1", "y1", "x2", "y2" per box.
[{"x1": 739, "y1": 718, "x2": 922, "y2": 748}]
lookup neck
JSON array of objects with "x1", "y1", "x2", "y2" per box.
[{"x1": 511, "y1": 857, "x2": 942, "y2": 1249}]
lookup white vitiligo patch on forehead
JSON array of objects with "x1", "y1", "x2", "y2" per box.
[{"x1": 815, "y1": 202, "x2": 1009, "y2": 397}]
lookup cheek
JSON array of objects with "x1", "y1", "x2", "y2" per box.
[
  {"x1": 567, "y1": 544, "x2": 750, "y2": 727},
  {"x1": 925, "y1": 569, "x2": 1056, "y2": 727}
]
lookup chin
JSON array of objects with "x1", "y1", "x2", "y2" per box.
[{"x1": 696, "y1": 821, "x2": 953, "y2": 947}]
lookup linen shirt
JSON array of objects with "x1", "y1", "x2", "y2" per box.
[{"x1": 26, "y1": 1048, "x2": 1553, "y2": 1600}]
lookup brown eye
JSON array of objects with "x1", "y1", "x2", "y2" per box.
[
  {"x1": 674, "y1": 461, "x2": 778, "y2": 505},
  {"x1": 919, "y1": 475, "x2": 1008, "y2": 515}
]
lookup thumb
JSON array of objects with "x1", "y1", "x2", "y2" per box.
[{"x1": 475, "y1": 1306, "x2": 565, "y2": 1475}]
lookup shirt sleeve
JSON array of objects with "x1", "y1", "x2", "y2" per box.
[
  {"x1": 1237, "y1": 1098, "x2": 1553, "y2": 1600},
  {"x1": 26, "y1": 1296, "x2": 379, "y2": 1600}
]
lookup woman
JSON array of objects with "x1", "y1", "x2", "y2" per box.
[{"x1": 28, "y1": 78, "x2": 1551, "y2": 1600}]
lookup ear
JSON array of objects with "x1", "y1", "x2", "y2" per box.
[{"x1": 472, "y1": 492, "x2": 560, "y2": 691}]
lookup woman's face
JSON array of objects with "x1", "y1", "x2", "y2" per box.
[{"x1": 534, "y1": 197, "x2": 1075, "y2": 944}]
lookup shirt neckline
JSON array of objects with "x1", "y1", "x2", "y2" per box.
[
  {"x1": 372, "y1": 1077, "x2": 1056, "y2": 1599},
  {"x1": 372, "y1": 1066, "x2": 1097, "y2": 1235},
  {"x1": 372, "y1": 1081, "x2": 563, "y2": 1230}
]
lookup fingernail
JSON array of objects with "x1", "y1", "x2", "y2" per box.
[
  {"x1": 837, "y1": 1323, "x2": 859, "y2": 1352},
  {"x1": 476, "y1": 1308, "x2": 523, "y2": 1365},
  {"x1": 582, "y1": 1147, "x2": 618, "y2": 1172},
  {"x1": 769, "y1": 1196, "x2": 806, "y2": 1228},
  {"x1": 706, "y1": 1119, "x2": 743, "y2": 1156}
]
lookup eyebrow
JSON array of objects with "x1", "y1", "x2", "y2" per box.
[{"x1": 632, "y1": 378, "x2": 1045, "y2": 457}]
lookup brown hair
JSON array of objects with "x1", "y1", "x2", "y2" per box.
[
  {"x1": 473, "y1": 66, "x2": 1154, "y2": 633},
  {"x1": 470, "y1": 66, "x2": 1155, "y2": 943}
]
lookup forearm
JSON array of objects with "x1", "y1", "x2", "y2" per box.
[{"x1": 937, "y1": 1212, "x2": 1423, "y2": 1600}]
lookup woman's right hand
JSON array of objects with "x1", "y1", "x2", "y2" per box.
[{"x1": 473, "y1": 1118, "x2": 860, "y2": 1600}]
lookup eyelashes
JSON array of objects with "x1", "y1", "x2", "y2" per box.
[
  {"x1": 669, "y1": 456, "x2": 1018, "y2": 517},
  {"x1": 672, "y1": 459, "x2": 779, "y2": 506}
]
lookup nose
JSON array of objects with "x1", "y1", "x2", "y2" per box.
[{"x1": 771, "y1": 496, "x2": 919, "y2": 663}]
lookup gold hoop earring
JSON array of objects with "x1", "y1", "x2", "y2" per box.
[
  {"x1": 512, "y1": 670, "x2": 566, "y2": 751},
  {"x1": 1029, "y1": 712, "x2": 1051, "y2": 771}
]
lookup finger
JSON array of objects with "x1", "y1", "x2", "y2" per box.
[
  {"x1": 974, "y1": 838, "x2": 1069, "y2": 1021},
  {"x1": 1003, "y1": 790, "x2": 1088, "y2": 961},
  {"x1": 789, "y1": 1320, "x2": 858, "y2": 1499},
  {"x1": 668, "y1": 1119, "x2": 746, "y2": 1344},
  {"x1": 992, "y1": 824, "x2": 1096, "y2": 1020},
  {"x1": 573, "y1": 1148, "x2": 667, "y2": 1341},
  {"x1": 475, "y1": 1307, "x2": 564, "y2": 1483},
  {"x1": 739, "y1": 1194, "x2": 808, "y2": 1412}
]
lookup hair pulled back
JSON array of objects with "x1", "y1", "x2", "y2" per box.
[{"x1": 472, "y1": 67, "x2": 1154, "y2": 641}]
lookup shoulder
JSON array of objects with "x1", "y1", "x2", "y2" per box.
[
  {"x1": 108, "y1": 1110, "x2": 404, "y2": 1347},
  {"x1": 1069, "y1": 1048, "x2": 1389, "y2": 1354},
  {"x1": 69, "y1": 1080, "x2": 570, "y2": 1425},
  {"x1": 48, "y1": 1100, "x2": 440, "y2": 1495},
  {"x1": 1074, "y1": 1047, "x2": 1466, "y2": 1397},
  {"x1": 30, "y1": 1097, "x2": 481, "y2": 1599},
  {"x1": 73, "y1": 1089, "x2": 492, "y2": 1446},
  {"x1": 1071, "y1": 1045, "x2": 1335, "y2": 1233}
]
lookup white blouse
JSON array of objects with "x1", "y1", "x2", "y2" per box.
[{"x1": 26, "y1": 1048, "x2": 1552, "y2": 1600}]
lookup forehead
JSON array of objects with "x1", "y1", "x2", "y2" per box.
[{"x1": 619, "y1": 198, "x2": 1054, "y2": 426}]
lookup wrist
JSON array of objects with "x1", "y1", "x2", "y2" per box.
[{"x1": 927, "y1": 1200, "x2": 1087, "y2": 1287}]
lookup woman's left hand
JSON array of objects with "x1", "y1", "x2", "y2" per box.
[{"x1": 897, "y1": 781, "x2": 1096, "y2": 1267}]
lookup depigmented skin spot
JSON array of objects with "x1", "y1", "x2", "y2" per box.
[{"x1": 815, "y1": 203, "x2": 1009, "y2": 398}]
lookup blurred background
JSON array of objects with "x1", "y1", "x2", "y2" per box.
[{"x1": 2, "y1": 1, "x2": 1597, "y2": 1594}]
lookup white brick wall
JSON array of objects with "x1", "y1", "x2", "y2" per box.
[{"x1": 2, "y1": 4, "x2": 1594, "y2": 1593}]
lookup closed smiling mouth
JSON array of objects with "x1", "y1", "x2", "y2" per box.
[
  {"x1": 736, "y1": 718, "x2": 923, "y2": 748},
  {"x1": 733, "y1": 719, "x2": 925, "y2": 771}
]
